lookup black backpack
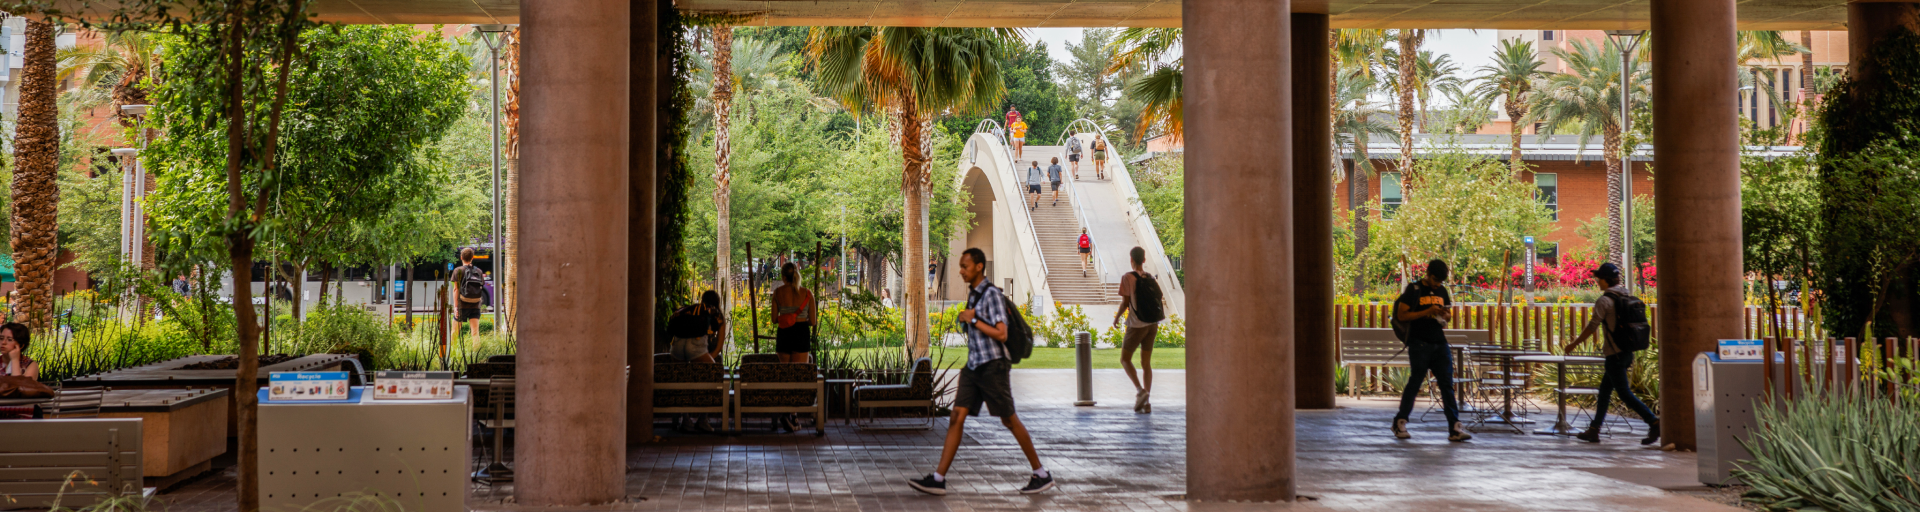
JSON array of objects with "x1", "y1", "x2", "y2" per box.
[
  {"x1": 1605, "y1": 290, "x2": 1652, "y2": 352},
  {"x1": 458, "y1": 265, "x2": 486, "y2": 302},
  {"x1": 1129, "y1": 272, "x2": 1167, "y2": 323},
  {"x1": 668, "y1": 304, "x2": 710, "y2": 339},
  {"x1": 1388, "y1": 282, "x2": 1419, "y2": 346},
  {"x1": 968, "y1": 284, "x2": 1035, "y2": 364}
]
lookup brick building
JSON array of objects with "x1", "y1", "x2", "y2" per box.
[{"x1": 1341, "y1": 134, "x2": 1798, "y2": 261}]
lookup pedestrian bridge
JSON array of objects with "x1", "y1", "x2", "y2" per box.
[{"x1": 941, "y1": 119, "x2": 1186, "y2": 320}]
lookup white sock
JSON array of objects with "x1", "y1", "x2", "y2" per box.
[
  {"x1": 932, "y1": 473, "x2": 945, "y2": 482},
  {"x1": 1034, "y1": 467, "x2": 1049, "y2": 479}
]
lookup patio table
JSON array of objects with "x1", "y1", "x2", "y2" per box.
[
  {"x1": 1473, "y1": 348, "x2": 1548, "y2": 429},
  {"x1": 1515, "y1": 354, "x2": 1607, "y2": 436}
]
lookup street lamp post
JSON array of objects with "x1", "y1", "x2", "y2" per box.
[
  {"x1": 476, "y1": 24, "x2": 509, "y2": 331},
  {"x1": 1605, "y1": 30, "x2": 1645, "y2": 290}
]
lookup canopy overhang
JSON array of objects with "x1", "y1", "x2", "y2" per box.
[{"x1": 284, "y1": 0, "x2": 1848, "y2": 30}]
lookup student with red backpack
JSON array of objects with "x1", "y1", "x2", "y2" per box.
[
  {"x1": 1077, "y1": 228, "x2": 1093, "y2": 277},
  {"x1": 1563, "y1": 263, "x2": 1660, "y2": 445}
]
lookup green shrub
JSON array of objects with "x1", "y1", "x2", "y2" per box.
[
  {"x1": 281, "y1": 303, "x2": 403, "y2": 369},
  {"x1": 1733, "y1": 378, "x2": 1920, "y2": 511},
  {"x1": 28, "y1": 320, "x2": 208, "y2": 382}
]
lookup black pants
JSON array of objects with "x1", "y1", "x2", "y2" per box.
[
  {"x1": 1395, "y1": 343, "x2": 1460, "y2": 426},
  {"x1": 1592, "y1": 351, "x2": 1658, "y2": 428}
]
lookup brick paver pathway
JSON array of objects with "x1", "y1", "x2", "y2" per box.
[{"x1": 157, "y1": 370, "x2": 1740, "y2": 511}]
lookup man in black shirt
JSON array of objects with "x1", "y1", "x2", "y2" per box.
[{"x1": 1392, "y1": 259, "x2": 1472, "y2": 442}]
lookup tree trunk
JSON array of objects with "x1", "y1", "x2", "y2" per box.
[
  {"x1": 1351, "y1": 131, "x2": 1373, "y2": 294},
  {"x1": 286, "y1": 263, "x2": 305, "y2": 322},
  {"x1": 711, "y1": 26, "x2": 735, "y2": 346},
  {"x1": 900, "y1": 103, "x2": 933, "y2": 359},
  {"x1": 1396, "y1": 30, "x2": 1422, "y2": 192},
  {"x1": 501, "y1": 27, "x2": 521, "y2": 336},
  {"x1": 1507, "y1": 101, "x2": 1527, "y2": 175},
  {"x1": 1604, "y1": 124, "x2": 1625, "y2": 265},
  {"x1": 8, "y1": 20, "x2": 58, "y2": 331},
  {"x1": 318, "y1": 265, "x2": 332, "y2": 306}
]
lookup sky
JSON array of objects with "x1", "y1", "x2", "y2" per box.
[{"x1": 1028, "y1": 28, "x2": 1502, "y2": 106}]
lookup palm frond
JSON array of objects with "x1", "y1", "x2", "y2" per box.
[{"x1": 1126, "y1": 63, "x2": 1182, "y2": 142}]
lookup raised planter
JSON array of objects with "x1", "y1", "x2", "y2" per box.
[
  {"x1": 98, "y1": 388, "x2": 230, "y2": 490},
  {"x1": 67, "y1": 354, "x2": 353, "y2": 437}
]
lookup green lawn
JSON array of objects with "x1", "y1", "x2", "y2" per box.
[{"x1": 829, "y1": 346, "x2": 1185, "y2": 370}]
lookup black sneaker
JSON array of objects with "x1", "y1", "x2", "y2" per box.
[
  {"x1": 1020, "y1": 473, "x2": 1055, "y2": 494},
  {"x1": 1576, "y1": 427, "x2": 1601, "y2": 443},
  {"x1": 908, "y1": 474, "x2": 947, "y2": 496}
]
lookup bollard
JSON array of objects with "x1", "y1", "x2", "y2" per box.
[{"x1": 1075, "y1": 331, "x2": 1096, "y2": 406}]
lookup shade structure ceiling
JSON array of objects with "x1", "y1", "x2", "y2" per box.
[{"x1": 300, "y1": 0, "x2": 1847, "y2": 30}]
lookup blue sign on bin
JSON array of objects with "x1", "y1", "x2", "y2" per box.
[{"x1": 1718, "y1": 339, "x2": 1764, "y2": 361}]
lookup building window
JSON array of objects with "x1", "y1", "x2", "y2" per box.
[
  {"x1": 1535, "y1": 173, "x2": 1558, "y2": 221},
  {"x1": 1542, "y1": 30, "x2": 1554, "y2": 41},
  {"x1": 1381, "y1": 172, "x2": 1403, "y2": 217}
]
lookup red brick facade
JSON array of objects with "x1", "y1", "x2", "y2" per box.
[{"x1": 1340, "y1": 158, "x2": 1654, "y2": 259}]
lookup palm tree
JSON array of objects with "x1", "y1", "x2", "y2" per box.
[
  {"x1": 1527, "y1": 38, "x2": 1649, "y2": 265},
  {"x1": 808, "y1": 27, "x2": 1013, "y2": 357},
  {"x1": 502, "y1": 27, "x2": 520, "y2": 335},
  {"x1": 1393, "y1": 29, "x2": 1426, "y2": 188},
  {"x1": 1332, "y1": 29, "x2": 1389, "y2": 293},
  {"x1": 1413, "y1": 51, "x2": 1461, "y2": 132},
  {"x1": 1334, "y1": 70, "x2": 1395, "y2": 293},
  {"x1": 1471, "y1": 39, "x2": 1546, "y2": 174},
  {"x1": 56, "y1": 30, "x2": 158, "y2": 126},
  {"x1": 9, "y1": 20, "x2": 58, "y2": 330},
  {"x1": 1106, "y1": 28, "x2": 1182, "y2": 141},
  {"x1": 710, "y1": 26, "x2": 736, "y2": 320},
  {"x1": 1734, "y1": 31, "x2": 1807, "y2": 124}
]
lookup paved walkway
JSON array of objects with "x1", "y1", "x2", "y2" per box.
[{"x1": 159, "y1": 370, "x2": 1738, "y2": 511}]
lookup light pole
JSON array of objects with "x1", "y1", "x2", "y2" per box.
[
  {"x1": 476, "y1": 24, "x2": 509, "y2": 330},
  {"x1": 1605, "y1": 30, "x2": 1644, "y2": 290}
]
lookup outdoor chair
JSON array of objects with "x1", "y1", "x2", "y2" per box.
[
  {"x1": 474, "y1": 376, "x2": 515, "y2": 484},
  {"x1": 852, "y1": 357, "x2": 937, "y2": 430},
  {"x1": 1553, "y1": 356, "x2": 1639, "y2": 436},
  {"x1": 48, "y1": 386, "x2": 105, "y2": 418},
  {"x1": 739, "y1": 353, "x2": 781, "y2": 365},
  {"x1": 654, "y1": 362, "x2": 731, "y2": 431},
  {"x1": 733, "y1": 362, "x2": 825, "y2": 436}
]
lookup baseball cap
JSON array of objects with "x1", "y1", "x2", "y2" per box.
[{"x1": 1592, "y1": 262, "x2": 1622, "y2": 281}]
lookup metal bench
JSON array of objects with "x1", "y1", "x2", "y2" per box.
[
  {"x1": 1340, "y1": 328, "x2": 1409, "y2": 398},
  {"x1": 0, "y1": 418, "x2": 152, "y2": 508}
]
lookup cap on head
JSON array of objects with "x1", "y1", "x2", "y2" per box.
[
  {"x1": 1426, "y1": 259, "x2": 1450, "y2": 281},
  {"x1": 1593, "y1": 262, "x2": 1622, "y2": 284}
]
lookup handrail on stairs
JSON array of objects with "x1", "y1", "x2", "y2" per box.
[
  {"x1": 1055, "y1": 118, "x2": 1186, "y2": 301},
  {"x1": 970, "y1": 119, "x2": 1049, "y2": 282}
]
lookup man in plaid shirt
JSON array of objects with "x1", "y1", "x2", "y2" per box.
[{"x1": 908, "y1": 247, "x2": 1054, "y2": 496}]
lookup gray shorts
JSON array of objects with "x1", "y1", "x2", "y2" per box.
[
  {"x1": 669, "y1": 335, "x2": 710, "y2": 361},
  {"x1": 955, "y1": 359, "x2": 1016, "y2": 417}
]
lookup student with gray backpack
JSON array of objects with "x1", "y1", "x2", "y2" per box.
[
  {"x1": 910, "y1": 247, "x2": 1053, "y2": 496},
  {"x1": 1113, "y1": 247, "x2": 1165, "y2": 414},
  {"x1": 1563, "y1": 263, "x2": 1660, "y2": 445}
]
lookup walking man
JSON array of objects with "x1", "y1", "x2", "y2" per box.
[
  {"x1": 1025, "y1": 161, "x2": 1045, "y2": 210},
  {"x1": 910, "y1": 247, "x2": 1053, "y2": 496},
  {"x1": 1113, "y1": 247, "x2": 1164, "y2": 413},
  {"x1": 1066, "y1": 134, "x2": 1083, "y2": 179},
  {"x1": 1391, "y1": 259, "x2": 1472, "y2": 442},
  {"x1": 452, "y1": 248, "x2": 486, "y2": 340},
  {"x1": 1047, "y1": 157, "x2": 1065, "y2": 207},
  {"x1": 1563, "y1": 263, "x2": 1660, "y2": 445}
]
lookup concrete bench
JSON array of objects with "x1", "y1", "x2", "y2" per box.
[{"x1": 0, "y1": 418, "x2": 153, "y2": 508}]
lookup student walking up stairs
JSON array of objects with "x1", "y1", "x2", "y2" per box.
[{"x1": 1019, "y1": 146, "x2": 1108, "y2": 305}]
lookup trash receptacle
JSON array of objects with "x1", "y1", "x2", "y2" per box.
[{"x1": 1693, "y1": 351, "x2": 1774, "y2": 486}]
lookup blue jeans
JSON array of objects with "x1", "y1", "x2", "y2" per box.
[
  {"x1": 1395, "y1": 343, "x2": 1460, "y2": 426},
  {"x1": 1592, "y1": 351, "x2": 1658, "y2": 428}
]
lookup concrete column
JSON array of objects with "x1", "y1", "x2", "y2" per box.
[
  {"x1": 1849, "y1": 2, "x2": 1920, "y2": 89},
  {"x1": 1185, "y1": 0, "x2": 1295, "y2": 501},
  {"x1": 625, "y1": 0, "x2": 659, "y2": 443},
  {"x1": 516, "y1": 0, "x2": 630, "y2": 505},
  {"x1": 1651, "y1": 0, "x2": 1741, "y2": 451},
  {"x1": 1291, "y1": 12, "x2": 1335, "y2": 410}
]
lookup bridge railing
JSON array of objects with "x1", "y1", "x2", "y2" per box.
[
  {"x1": 966, "y1": 121, "x2": 1051, "y2": 304},
  {"x1": 1058, "y1": 119, "x2": 1186, "y2": 315}
]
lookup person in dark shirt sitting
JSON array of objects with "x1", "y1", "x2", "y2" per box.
[{"x1": 1390, "y1": 260, "x2": 1471, "y2": 442}]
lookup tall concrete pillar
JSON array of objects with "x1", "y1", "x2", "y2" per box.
[
  {"x1": 1185, "y1": 0, "x2": 1295, "y2": 501},
  {"x1": 1651, "y1": 0, "x2": 1741, "y2": 451},
  {"x1": 1849, "y1": 1, "x2": 1920, "y2": 89},
  {"x1": 625, "y1": 0, "x2": 659, "y2": 444},
  {"x1": 1291, "y1": 12, "x2": 1335, "y2": 410},
  {"x1": 516, "y1": 0, "x2": 630, "y2": 505}
]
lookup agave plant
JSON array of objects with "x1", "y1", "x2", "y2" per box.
[{"x1": 1732, "y1": 368, "x2": 1920, "y2": 511}]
